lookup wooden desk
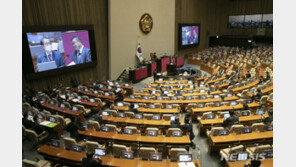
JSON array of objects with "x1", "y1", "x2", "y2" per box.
[
  {"x1": 154, "y1": 79, "x2": 188, "y2": 84},
  {"x1": 231, "y1": 80, "x2": 259, "y2": 92},
  {"x1": 133, "y1": 92, "x2": 208, "y2": 97},
  {"x1": 206, "y1": 77, "x2": 226, "y2": 84},
  {"x1": 208, "y1": 131, "x2": 273, "y2": 153},
  {"x1": 38, "y1": 145, "x2": 201, "y2": 167},
  {"x1": 195, "y1": 76, "x2": 211, "y2": 81},
  {"x1": 150, "y1": 83, "x2": 193, "y2": 87},
  {"x1": 102, "y1": 116, "x2": 183, "y2": 127},
  {"x1": 137, "y1": 107, "x2": 179, "y2": 114},
  {"x1": 226, "y1": 158, "x2": 273, "y2": 167},
  {"x1": 70, "y1": 98, "x2": 101, "y2": 111},
  {"x1": 41, "y1": 102, "x2": 85, "y2": 123},
  {"x1": 217, "y1": 83, "x2": 230, "y2": 89},
  {"x1": 224, "y1": 96, "x2": 239, "y2": 101},
  {"x1": 78, "y1": 130, "x2": 191, "y2": 145},
  {"x1": 113, "y1": 106, "x2": 130, "y2": 111},
  {"x1": 73, "y1": 88, "x2": 115, "y2": 101},
  {"x1": 124, "y1": 98, "x2": 222, "y2": 104},
  {"x1": 198, "y1": 113, "x2": 269, "y2": 135},
  {"x1": 39, "y1": 121, "x2": 63, "y2": 139},
  {"x1": 247, "y1": 85, "x2": 273, "y2": 98}
]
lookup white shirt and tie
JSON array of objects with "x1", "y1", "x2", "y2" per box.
[{"x1": 77, "y1": 45, "x2": 84, "y2": 64}]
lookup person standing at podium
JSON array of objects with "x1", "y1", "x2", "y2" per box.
[
  {"x1": 36, "y1": 38, "x2": 65, "y2": 72},
  {"x1": 71, "y1": 36, "x2": 92, "y2": 64}
]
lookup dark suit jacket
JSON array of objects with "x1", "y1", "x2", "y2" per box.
[
  {"x1": 82, "y1": 158, "x2": 103, "y2": 167},
  {"x1": 71, "y1": 47, "x2": 92, "y2": 64},
  {"x1": 222, "y1": 116, "x2": 239, "y2": 128},
  {"x1": 65, "y1": 122, "x2": 85, "y2": 140},
  {"x1": 36, "y1": 51, "x2": 65, "y2": 72}
]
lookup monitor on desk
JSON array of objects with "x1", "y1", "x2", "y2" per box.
[
  {"x1": 152, "y1": 114, "x2": 160, "y2": 120},
  {"x1": 241, "y1": 110, "x2": 250, "y2": 116},
  {"x1": 230, "y1": 101, "x2": 237, "y2": 106},
  {"x1": 200, "y1": 95, "x2": 206, "y2": 99},
  {"x1": 214, "y1": 95, "x2": 220, "y2": 99},
  {"x1": 49, "y1": 116, "x2": 56, "y2": 122},
  {"x1": 101, "y1": 126, "x2": 110, "y2": 132},
  {"x1": 198, "y1": 103, "x2": 205, "y2": 108},
  {"x1": 261, "y1": 150, "x2": 273, "y2": 159},
  {"x1": 151, "y1": 90, "x2": 156, "y2": 94},
  {"x1": 166, "y1": 104, "x2": 173, "y2": 109},
  {"x1": 90, "y1": 98, "x2": 95, "y2": 103},
  {"x1": 82, "y1": 123, "x2": 88, "y2": 129},
  {"x1": 164, "y1": 91, "x2": 169, "y2": 94},
  {"x1": 178, "y1": 154, "x2": 192, "y2": 162},
  {"x1": 224, "y1": 113, "x2": 230, "y2": 120},
  {"x1": 214, "y1": 102, "x2": 221, "y2": 107},
  {"x1": 200, "y1": 89, "x2": 205, "y2": 93},
  {"x1": 227, "y1": 93, "x2": 232, "y2": 97},
  {"x1": 143, "y1": 96, "x2": 148, "y2": 100},
  {"x1": 105, "y1": 92, "x2": 110, "y2": 96},
  {"x1": 206, "y1": 113, "x2": 215, "y2": 119},
  {"x1": 250, "y1": 89, "x2": 254, "y2": 93},
  {"x1": 27, "y1": 110, "x2": 33, "y2": 116},
  {"x1": 94, "y1": 90, "x2": 98, "y2": 94},
  {"x1": 186, "y1": 96, "x2": 192, "y2": 100},
  {"x1": 51, "y1": 139, "x2": 60, "y2": 148},
  {"x1": 243, "y1": 127, "x2": 252, "y2": 134},
  {"x1": 135, "y1": 113, "x2": 143, "y2": 119},
  {"x1": 219, "y1": 129, "x2": 229, "y2": 136},
  {"x1": 130, "y1": 95, "x2": 135, "y2": 99},
  {"x1": 37, "y1": 114, "x2": 44, "y2": 119},
  {"x1": 150, "y1": 152, "x2": 162, "y2": 161},
  {"x1": 84, "y1": 88, "x2": 89, "y2": 92},
  {"x1": 257, "y1": 109, "x2": 264, "y2": 115},
  {"x1": 115, "y1": 88, "x2": 122, "y2": 93},
  {"x1": 72, "y1": 145, "x2": 82, "y2": 152},
  {"x1": 107, "y1": 86, "x2": 112, "y2": 90},
  {"x1": 124, "y1": 83, "x2": 129, "y2": 86},
  {"x1": 133, "y1": 103, "x2": 139, "y2": 109},
  {"x1": 73, "y1": 106, "x2": 78, "y2": 111},
  {"x1": 237, "y1": 152, "x2": 249, "y2": 161},
  {"x1": 200, "y1": 84, "x2": 204, "y2": 87},
  {"x1": 170, "y1": 116, "x2": 176, "y2": 121},
  {"x1": 172, "y1": 130, "x2": 182, "y2": 137},
  {"x1": 171, "y1": 96, "x2": 177, "y2": 100},
  {"x1": 124, "y1": 128, "x2": 133, "y2": 135},
  {"x1": 50, "y1": 100, "x2": 55, "y2": 105},
  {"x1": 102, "y1": 111, "x2": 109, "y2": 116},
  {"x1": 118, "y1": 112, "x2": 125, "y2": 118},
  {"x1": 122, "y1": 151, "x2": 134, "y2": 159},
  {"x1": 60, "y1": 103, "x2": 65, "y2": 108},
  {"x1": 77, "y1": 96, "x2": 82, "y2": 100},
  {"x1": 147, "y1": 130, "x2": 158, "y2": 136},
  {"x1": 94, "y1": 148, "x2": 106, "y2": 157},
  {"x1": 117, "y1": 102, "x2": 124, "y2": 107},
  {"x1": 149, "y1": 104, "x2": 156, "y2": 109},
  {"x1": 99, "y1": 84, "x2": 104, "y2": 88},
  {"x1": 157, "y1": 96, "x2": 163, "y2": 100}
]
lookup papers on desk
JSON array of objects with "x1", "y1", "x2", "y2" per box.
[
  {"x1": 40, "y1": 121, "x2": 56, "y2": 127},
  {"x1": 178, "y1": 162, "x2": 195, "y2": 167},
  {"x1": 72, "y1": 99, "x2": 79, "y2": 102}
]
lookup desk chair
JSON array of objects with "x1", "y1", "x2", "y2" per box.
[
  {"x1": 55, "y1": 114, "x2": 71, "y2": 128},
  {"x1": 82, "y1": 95, "x2": 90, "y2": 101},
  {"x1": 63, "y1": 137, "x2": 86, "y2": 150},
  {"x1": 229, "y1": 124, "x2": 244, "y2": 134},
  {"x1": 187, "y1": 104, "x2": 198, "y2": 111},
  {"x1": 25, "y1": 129, "x2": 48, "y2": 149},
  {"x1": 169, "y1": 148, "x2": 187, "y2": 162},
  {"x1": 85, "y1": 141, "x2": 103, "y2": 153},
  {"x1": 252, "y1": 123, "x2": 266, "y2": 132},
  {"x1": 260, "y1": 95, "x2": 269, "y2": 105},
  {"x1": 247, "y1": 144, "x2": 272, "y2": 155},
  {"x1": 22, "y1": 102, "x2": 31, "y2": 114},
  {"x1": 22, "y1": 159, "x2": 51, "y2": 167},
  {"x1": 74, "y1": 104, "x2": 92, "y2": 115},
  {"x1": 112, "y1": 144, "x2": 129, "y2": 158},
  {"x1": 94, "y1": 98, "x2": 106, "y2": 107},
  {"x1": 88, "y1": 120, "x2": 100, "y2": 131},
  {"x1": 210, "y1": 127, "x2": 225, "y2": 136},
  {"x1": 167, "y1": 128, "x2": 182, "y2": 137},
  {"x1": 144, "y1": 114, "x2": 153, "y2": 120},
  {"x1": 105, "y1": 110, "x2": 118, "y2": 117},
  {"x1": 105, "y1": 124, "x2": 120, "y2": 132},
  {"x1": 205, "y1": 102, "x2": 214, "y2": 108},
  {"x1": 218, "y1": 111, "x2": 230, "y2": 118},
  {"x1": 220, "y1": 145, "x2": 244, "y2": 160},
  {"x1": 125, "y1": 112, "x2": 135, "y2": 118},
  {"x1": 201, "y1": 112, "x2": 214, "y2": 120},
  {"x1": 163, "y1": 114, "x2": 173, "y2": 121},
  {"x1": 146, "y1": 127, "x2": 159, "y2": 136},
  {"x1": 139, "y1": 147, "x2": 156, "y2": 160},
  {"x1": 124, "y1": 126, "x2": 138, "y2": 134},
  {"x1": 42, "y1": 110, "x2": 52, "y2": 118}
]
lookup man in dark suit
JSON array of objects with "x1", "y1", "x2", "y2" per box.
[
  {"x1": 71, "y1": 36, "x2": 92, "y2": 64},
  {"x1": 65, "y1": 117, "x2": 86, "y2": 142},
  {"x1": 182, "y1": 116, "x2": 196, "y2": 149},
  {"x1": 170, "y1": 117, "x2": 181, "y2": 128},
  {"x1": 36, "y1": 38, "x2": 65, "y2": 72},
  {"x1": 82, "y1": 151, "x2": 103, "y2": 167},
  {"x1": 222, "y1": 111, "x2": 238, "y2": 128}
]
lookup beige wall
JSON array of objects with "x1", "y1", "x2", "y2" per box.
[{"x1": 109, "y1": 0, "x2": 175, "y2": 80}]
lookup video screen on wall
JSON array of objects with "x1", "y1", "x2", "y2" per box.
[
  {"x1": 26, "y1": 30, "x2": 92, "y2": 72},
  {"x1": 228, "y1": 15, "x2": 245, "y2": 28},
  {"x1": 262, "y1": 14, "x2": 273, "y2": 28},
  {"x1": 179, "y1": 24, "x2": 200, "y2": 48},
  {"x1": 244, "y1": 14, "x2": 262, "y2": 28}
]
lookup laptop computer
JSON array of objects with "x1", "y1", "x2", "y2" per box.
[
  {"x1": 94, "y1": 148, "x2": 106, "y2": 159},
  {"x1": 150, "y1": 152, "x2": 162, "y2": 161},
  {"x1": 37, "y1": 61, "x2": 57, "y2": 72}
]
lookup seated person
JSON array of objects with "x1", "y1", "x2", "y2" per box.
[
  {"x1": 222, "y1": 110, "x2": 238, "y2": 128},
  {"x1": 262, "y1": 110, "x2": 273, "y2": 124},
  {"x1": 170, "y1": 117, "x2": 181, "y2": 128},
  {"x1": 245, "y1": 71, "x2": 251, "y2": 78},
  {"x1": 254, "y1": 88, "x2": 263, "y2": 101},
  {"x1": 82, "y1": 151, "x2": 103, "y2": 167},
  {"x1": 65, "y1": 117, "x2": 86, "y2": 142}
]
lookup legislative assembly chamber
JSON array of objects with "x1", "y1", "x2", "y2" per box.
[{"x1": 22, "y1": 0, "x2": 273, "y2": 167}]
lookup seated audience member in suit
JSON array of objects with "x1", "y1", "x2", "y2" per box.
[
  {"x1": 245, "y1": 71, "x2": 251, "y2": 78},
  {"x1": 262, "y1": 110, "x2": 273, "y2": 124},
  {"x1": 243, "y1": 103, "x2": 250, "y2": 110},
  {"x1": 90, "y1": 113, "x2": 103, "y2": 125},
  {"x1": 153, "y1": 69, "x2": 157, "y2": 81},
  {"x1": 65, "y1": 117, "x2": 86, "y2": 141},
  {"x1": 175, "y1": 90, "x2": 183, "y2": 96},
  {"x1": 22, "y1": 113, "x2": 35, "y2": 129},
  {"x1": 254, "y1": 88, "x2": 263, "y2": 101},
  {"x1": 222, "y1": 110, "x2": 238, "y2": 128},
  {"x1": 36, "y1": 37, "x2": 65, "y2": 72},
  {"x1": 171, "y1": 117, "x2": 181, "y2": 128},
  {"x1": 130, "y1": 103, "x2": 138, "y2": 113},
  {"x1": 182, "y1": 117, "x2": 196, "y2": 149},
  {"x1": 264, "y1": 71, "x2": 271, "y2": 81},
  {"x1": 243, "y1": 159, "x2": 261, "y2": 167},
  {"x1": 82, "y1": 151, "x2": 103, "y2": 167},
  {"x1": 71, "y1": 36, "x2": 92, "y2": 64},
  {"x1": 70, "y1": 76, "x2": 79, "y2": 88},
  {"x1": 32, "y1": 117, "x2": 46, "y2": 135},
  {"x1": 258, "y1": 76, "x2": 264, "y2": 84}
]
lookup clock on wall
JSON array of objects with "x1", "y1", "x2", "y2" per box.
[{"x1": 139, "y1": 13, "x2": 153, "y2": 34}]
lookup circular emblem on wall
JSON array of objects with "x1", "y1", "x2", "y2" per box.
[{"x1": 139, "y1": 13, "x2": 153, "y2": 34}]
